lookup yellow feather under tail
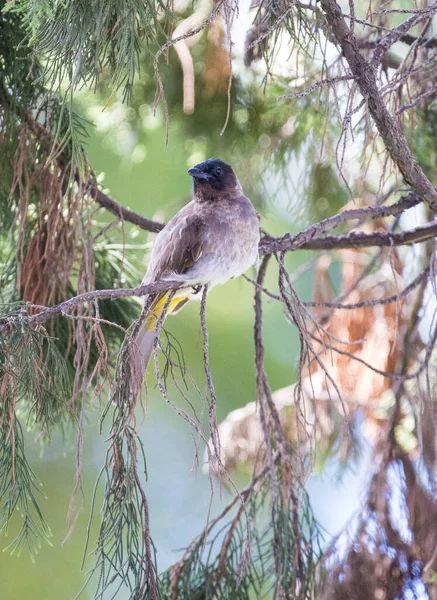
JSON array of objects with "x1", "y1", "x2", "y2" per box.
[
  {"x1": 144, "y1": 294, "x2": 189, "y2": 332},
  {"x1": 129, "y1": 293, "x2": 190, "y2": 400}
]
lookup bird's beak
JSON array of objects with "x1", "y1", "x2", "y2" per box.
[{"x1": 188, "y1": 167, "x2": 210, "y2": 181}]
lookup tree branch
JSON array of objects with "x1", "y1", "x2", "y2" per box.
[
  {"x1": 260, "y1": 219, "x2": 437, "y2": 254},
  {"x1": 89, "y1": 182, "x2": 423, "y2": 249},
  {"x1": 358, "y1": 33, "x2": 437, "y2": 51},
  {"x1": 371, "y1": 2, "x2": 437, "y2": 66},
  {"x1": 320, "y1": 0, "x2": 437, "y2": 211},
  {"x1": 90, "y1": 185, "x2": 420, "y2": 237},
  {"x1": 1, "y1": 190, "x2": 433, "y2": 332},
  {"x1": 276, "y1": 191, "x2": 420, "y2": 250},
  {"x1": 88, "y1": 180, "x2": 433, "y2": 253},
  {"x1": 3, "y1": 220, "x2": 434, "y2": 329},
  {"x1": 0, "y1": 280, "x2": 181, "y2": 333},
  {"x1": 86, "y1": 182, "x2": 164, "y2": 234}
]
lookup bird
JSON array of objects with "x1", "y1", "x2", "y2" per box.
[{"x1": 130, "y1": 158, "x2": 260, "y2": 395}]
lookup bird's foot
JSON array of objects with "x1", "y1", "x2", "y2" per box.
[{"x1": 191, "y1": 284, "x2": 202, "y2": 295}]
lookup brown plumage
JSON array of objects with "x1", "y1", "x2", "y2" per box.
[{"x1": 130, "y1": 158, "x2": 260, "y2": 397}]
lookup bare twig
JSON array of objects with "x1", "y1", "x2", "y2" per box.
[
  {"x1": 269, "y1": 192, "x2": 421, "y2": 251},
  {"x1": 304, "y1": 266, "x2": 430, "y2": 310},
  {"x1": 87, "y1": 181, "x2": 433, "y2": 254},
  {"x1": 320, "y1": 0, "x2": 437, "y2": 210},
  {"x1": 260, "y1": 219, "x2": 437, "y2": 254},
  {"x1": 3, "y1": 205, "x2": 436, "y2": 333},
  {"x1": 278, "y1": 74, "x2": 353, "y2": 100},
  {"x1": 371, "y1": 2, "x2": 437, "y2": 67},
  {"x1": 200, "y1": 285, "x2": 222, "y2": 473},
  {"x1": 254, "y1": 255, "x2": 279, "y2": 502},
  {"x1": 358, "y1": 33, "x2": 437, "y2": 51},
  {"x1": 0, "y1": 280, "x2": 181, "y2": 332},
  {"x1": 86, "y1": 182, "x2": 164, "y2": 233}
]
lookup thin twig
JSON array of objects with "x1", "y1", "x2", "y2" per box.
[
  {"x1": 260, "y1": 219, "x2": 437, "y2": 254},
  {"x1": 0, "y1": 280, "x2": 182, "y2": 332},
  {"x1": 371, "y1": 1, "x2": 437, "y2": 67},
  {"x1": 320, "y1": 0, "x2": 437, "y2": 210},
  {"x1": 200, "y1": 286, "x2": 223, "y2": 474},
  {"x1": 304, "y1": 266, "x2": 429, "y2": 310},
  {"x1": 87, "y1": 181, "x2": 164, "y2": 233}
]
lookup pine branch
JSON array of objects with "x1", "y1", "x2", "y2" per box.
[
  {"x1": 358, "y1": 33, "x2": 437, "y2": 51},
  {"x1": 266, "y1": 191, "x2": 421, "y2": 251},
  {"x1": 0, "y1": 280, "x2": 181, "y2": 333},
  {"x1": 370, "y1": 2, "x2": 437, "y2": 66},
  {"x1": 90, "y1": 187, "x2": 420, "y2": 236},
  {"x1": 87, "y1": 182, "x2": 164, "y2": 234},
  {"x1": 320, "y1": 0, "x2": 437, "y2": 211},
  {"x1": 0, "y1": 189, "x2": 433, "y2": 334},
  {"x1": 88, "y1": 184, "x2": 430, "y2": 252},
  {"x1": 259, "y1": 219, "x2": 437, "y2": 254}
]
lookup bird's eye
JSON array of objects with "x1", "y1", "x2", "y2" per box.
[{"x1": 215, "y1": 166, "x2": 222, "y2": 176}]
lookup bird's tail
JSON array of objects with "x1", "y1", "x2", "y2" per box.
[{"x1": 130, "y1": 293, "x2": 190, "y2": 398}]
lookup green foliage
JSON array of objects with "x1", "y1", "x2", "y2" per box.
[
  {"x1": 0, "y1": 314, "x2": 71, "y2": 430},
  {"x1": 49, "y1": 241, "x2": 141, "y2": 380},
  {"x1": 5, "y1": 0, "x2": 172, "y2": 101},
  {"x1": 0, "y1": 7, "x2": 39, "y2": 202},
  {"x1": 0, "y1": 316, "x2": 72, "y2": 557},
  {"x1": 0, "y1": 0, "x2": 143, "y2": 376},
  {"x1": 306, "y1": 163, "x2": 349, "y2": 222},
  {"x1": 412, "y1": 106, "x2": 437, "y2": 181},
  {"x1": 1, "y1": 4, "x2": 89, "y2": 170},
  {"x1": 0, "y1": 417, "x2": 52, "y2": 560},
  {"x1": 160, "y1": 480, "x2": 323, "y2": 600},
  {"x1": 81, "y1": 433, "x2": 161, "y2": 600},
  {"x1": 1, "y1": 1, "x2": 330, "y2": 597},
  {"x1": 78, "y1": 332, "x2": 162, "y2": 600}
]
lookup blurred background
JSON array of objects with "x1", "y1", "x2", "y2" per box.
[
  {"x1": 2, "y1": 0, "x2": 431, "y2": 597},
  {"x1": 0, "y1": 57, "x2": 369, "y2": 600}
]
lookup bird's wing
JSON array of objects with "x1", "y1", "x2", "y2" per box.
[
  {"x1": 143, "y1": 203, "x2": 206, "y2": 284},
  {"x1": 130, "y1": 206, "x2": 207, "y2": 395}
]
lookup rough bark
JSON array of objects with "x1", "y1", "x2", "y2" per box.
[{"x1": 320, "y1": 0, "x2": 437, "y2": 210}]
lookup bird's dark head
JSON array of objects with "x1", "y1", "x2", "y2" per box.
[{"x1": 188, "y1": 158, "x2": 240, "y2": 200}]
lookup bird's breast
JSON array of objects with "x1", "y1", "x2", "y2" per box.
[{"x1": 194, "y1": 200, "x2": 260, "y2": 286}]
